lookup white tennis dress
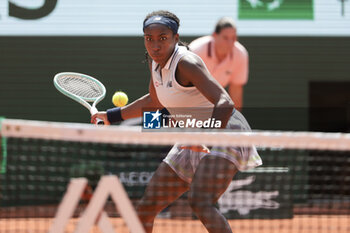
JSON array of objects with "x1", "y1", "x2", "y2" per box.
[{"x1": 152, "y1": 44, "x2": 262, "y2": 183}]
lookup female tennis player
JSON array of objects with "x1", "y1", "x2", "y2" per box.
[{"x1": 91, "y1": 10, "x2": 262, "y2": 233}]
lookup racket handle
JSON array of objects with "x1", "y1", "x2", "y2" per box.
[
  {"x1": 90, "y1": 106, "x2": 104, "y2": 125},
  {"x1": 96, "y1": 118, "x2": 105, "y2": 125}
]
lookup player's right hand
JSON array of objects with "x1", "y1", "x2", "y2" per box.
[{"x1": 91, "y1": 112, "x2": 110, "y2": 125}]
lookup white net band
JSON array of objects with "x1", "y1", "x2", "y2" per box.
[{"x1": 2, "y1": 119, "x2": 350, "y2": 151}]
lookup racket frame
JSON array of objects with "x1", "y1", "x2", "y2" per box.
[
  {"x1": 54, "y1": 72, "x2": 106, "y2": 116},
  {"x1": 54, "y1": 72, "x2": 107, "y2": 125}
]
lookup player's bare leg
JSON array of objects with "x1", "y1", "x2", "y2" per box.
[
  {"x1": 137, "y1": 162, "x2": 190, "y2": 233},
  {"x1": 188, "y1": 156, "x2": 237, "y2": 233}
]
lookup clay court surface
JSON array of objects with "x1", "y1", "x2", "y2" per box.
[{"x1": 0, "y1": 215, "x2": 349, "y2": 233}]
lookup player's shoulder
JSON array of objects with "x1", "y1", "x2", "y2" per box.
[
  {"x1": 178, "y1": 50, "x2": 205, "y2": 72},
  {"x1": 180, "y1": 51, "x2": 202, "y2": 65},
  {"x1": 176, "y1": 54, "x2": 207, "y2": 83}
]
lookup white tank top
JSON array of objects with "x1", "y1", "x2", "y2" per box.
[{"x1": 152, "y1": 44, "x2": 214, "y2": 122}]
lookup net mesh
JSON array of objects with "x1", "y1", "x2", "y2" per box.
[
  {"x1": 0, "y1": 119, "x2": 349, "y2": 233},
  {"x1": 55, "y1": 74, "x2": 104, "y2": 99}
]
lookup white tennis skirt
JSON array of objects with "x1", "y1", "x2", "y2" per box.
[{"x1": 163, "y1": 109, "x2": 263, "y2": 183}]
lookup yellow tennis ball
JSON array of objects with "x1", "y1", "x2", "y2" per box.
[{"x1": 112, "y1": 91, "x2": 128, "y2": 107}]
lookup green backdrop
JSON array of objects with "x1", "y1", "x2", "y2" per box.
[{"x1": 1, "y1": 36, "x2": 350, "y2": 130}]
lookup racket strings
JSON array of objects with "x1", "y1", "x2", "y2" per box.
[{"x1": 57, "y1": 75, "x2": 104, "y2": 99}]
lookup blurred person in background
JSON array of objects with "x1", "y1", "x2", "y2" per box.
[{"x1": 189, "y1": 17, "x2": 249, "y2": 111}]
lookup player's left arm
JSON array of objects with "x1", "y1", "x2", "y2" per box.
[{"x1": 176, "y1": 54, "x2": 234, "y2": 128}]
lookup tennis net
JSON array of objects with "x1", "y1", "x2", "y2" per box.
[{"x1": 0, "y1": 118, "x2": 349, "y2": 233}]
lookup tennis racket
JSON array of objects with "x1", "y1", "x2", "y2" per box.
[{"x1": 54, "y1": 72, "x2": 106, "y2": 125}]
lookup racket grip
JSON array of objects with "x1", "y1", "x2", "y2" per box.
[
  {"x1": 90, "y1": 106, "x2": 104, "y2": 125},
  {"x1": 95, "y1": 118, "x2": 104, "y2": 125}
]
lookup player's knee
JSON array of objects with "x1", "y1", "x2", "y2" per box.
[{"x1": 188, "y1": 190, "x2": 215, "y2": 213}]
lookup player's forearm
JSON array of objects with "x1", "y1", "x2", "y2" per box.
[
  {"x1": 120, "y1": 94, "x2": 155, "y2": 120},
  {"x1": 212, "y1": 95, "x2": 234, "y2": 128}
]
